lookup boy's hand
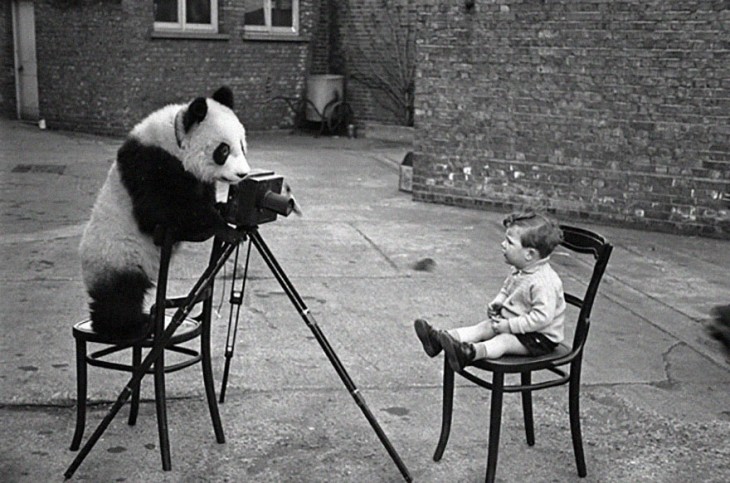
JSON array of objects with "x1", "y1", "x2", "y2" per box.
[
  {"x1": 491, "y1": 317, "x2": 508, "y2": 334},
  {"x1": 487, "y1": 302, "x2": 502, "y2": 318}
]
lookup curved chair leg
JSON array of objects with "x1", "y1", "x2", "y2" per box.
[
  {"x1": 201, "y1": 315, "x2": 225, "y2": 444},
  {"x1": 433, "y1": 358, "x2": 454, "y2": 461},
  {"x1": 128, "y1": 345, "x2": 142, "y2": 426},
  {"x1": 154, "y1": 349, "x2": 172, "y2": 471},
  {"x1": 485, "y1": 372, "x2": 504, "y2": 483},
  {"x1": 520, "y1": 371, "x2": 535, "y2": 446},
  {"x1": 70, "y1": 338, "x2": 87, "y2": 451},
  {"x1": 569, "y1": 361, "x2": 587, "y2": 477}
]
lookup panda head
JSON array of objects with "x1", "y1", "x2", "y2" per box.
[{"x1": 174, "y1": 86, "x2": 250, "y2": 184}]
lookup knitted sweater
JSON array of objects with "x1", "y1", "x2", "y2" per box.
[{"x1": 492, "y1": 258, "x2": 566, "y2": 343}]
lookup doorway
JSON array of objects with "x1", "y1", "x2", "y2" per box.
[{"x1": 12, "y1": 0, "x2": 39, "y2": 121}]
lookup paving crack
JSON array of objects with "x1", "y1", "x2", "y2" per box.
[
  {"x1": 349, "y1": 223, "x2": 399, "y2": 270},
  {"x1": 650, "y1": 340, "x2": 684, "y2": 390}
]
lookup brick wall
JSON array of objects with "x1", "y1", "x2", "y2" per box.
[
  {"x1": 414, "y1": 0, "x2": 730, "y2": 238},
  {"x1": 16, "y1": 0, "x2": 320, "y2": 136},
  {"x1": 0, "y1": 2, "x2": 16, "y2": 118},
  {"x1": 321, "y1": 0, "x2": 414, "y2": 126},
  {"x1": 309, "y1": 0, "x2": 330, "y2": 75}
]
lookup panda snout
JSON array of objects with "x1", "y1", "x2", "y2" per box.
[
  {"x1": 218, "y1": 171, "x2": 248, "y2": 184},
  {"x1": 224, "y1": 156, "x2": 250, "y2": 183}
]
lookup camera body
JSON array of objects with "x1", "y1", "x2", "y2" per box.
[{"x1": 224, "y1": 170, "x2": 294, "y2": 228}]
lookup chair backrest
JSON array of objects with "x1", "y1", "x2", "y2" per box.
[
  {"x1": 558, "y1": 225, "x2": 613, "y2": 353},
  {"x1": 150, "y1": 225, "x2": 218, "y2": 332},
  {"x1": 151, "y1": 226, "x2": 177, "y2": 335}
]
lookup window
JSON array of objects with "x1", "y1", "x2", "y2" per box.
[
  {"x1": 154, "y1": 0, "x2": 218, "y2": 33},
  {"x1": 245, "y1": 0, "x2": 299, "y2": 36}
]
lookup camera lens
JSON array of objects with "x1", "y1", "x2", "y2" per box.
[{"x1": 261, "y1": 191, "x2": 294, "y2": 216}]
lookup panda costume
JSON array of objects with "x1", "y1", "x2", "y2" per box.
[{"x1": 79, "y1": 86, "x2": 249, "y2": 338}]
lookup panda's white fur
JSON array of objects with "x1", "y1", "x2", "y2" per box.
[
  {"x1": 80, "y1": 167, "x2": 159, "y2": 292},
  {"x1": 131, "y1": 102, "x2": 249, "y2": 184},
  {"x1": 79, "y1": 87, "x2": 250, "y2": 337}
]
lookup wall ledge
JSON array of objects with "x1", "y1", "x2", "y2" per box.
[{"x1": 357, "y1": 122, "x2": 414, "y2": 144}]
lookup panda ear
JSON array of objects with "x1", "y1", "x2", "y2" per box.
[
  {"x1": 183, "y1": 97, "x2": 208, "y2": 132},
  {"x1": 175, "y1": 97, "x2": 208, "y2": 148},
  {"x1": 212, "y1": 86, "x2": 234, "y2": 109}
]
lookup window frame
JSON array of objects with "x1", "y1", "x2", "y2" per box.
[
  {"x1": 244, "y1": 0, "x2": 299, "y2": 37},
  {"x1": 154, "y1": 0, "x2": 219, "y2": 34}
]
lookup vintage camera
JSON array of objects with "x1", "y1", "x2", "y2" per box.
[{"x1": 224, "y1": 170, "x2": 295, "y2": 228}]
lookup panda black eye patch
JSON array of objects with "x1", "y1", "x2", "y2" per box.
[{"x1": 213, "y1": 143, "x2": 230, "y2": 165}]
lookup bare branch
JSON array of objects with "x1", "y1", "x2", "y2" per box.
[{"x1": 340, "y1": 0, "x2": 416, "y2": 125}]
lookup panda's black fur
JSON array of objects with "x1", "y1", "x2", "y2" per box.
[
  {"x1": 80, "y1": 87, "x2": 250, "y2": 338},
  {"x1": 87, "y1": 271, "x2": 153, "y2": 339},
  {"x1": 117, "y1": 139, "x2": 221, "y2": 238}
]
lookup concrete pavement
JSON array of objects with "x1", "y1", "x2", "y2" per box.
[{"x1": 1, "y1": 118, "x2": 729, "y2": 482}]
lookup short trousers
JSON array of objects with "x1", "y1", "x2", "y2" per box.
[{"x1": 515, "y1": 332, "x2": 558, "y2": 356}]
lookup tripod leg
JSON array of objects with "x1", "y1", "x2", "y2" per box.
[
  {"x1": 219, "y1": 354, "x2": 232, "y2": 404},
  {"x1": 64, "y1": 240, "x2": 239, "y2": 480},
  {"x1": 249, "y1": 230, "x2": 412, "y2": 482},
  {"x1": 220, "y1": 240, "x2": 252, "y2": 403}
]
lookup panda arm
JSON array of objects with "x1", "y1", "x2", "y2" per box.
[
  {"x1": 117, "y1": 140, "x2": 241, "y2": 242},
  {"x1": 165, "y1": 181, "x2": 241, "y2": 242}
]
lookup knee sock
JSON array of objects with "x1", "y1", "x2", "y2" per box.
[
  {"x1": 447, "y1": 329, "x2": 462, "y2": 341},
  {"x1": 473, "y1": 342, "x2": 488, "y2": 360}
]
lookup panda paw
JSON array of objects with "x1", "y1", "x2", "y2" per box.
[{"x1": 217, "y1": 225, "x2": 246, "y2": 244}]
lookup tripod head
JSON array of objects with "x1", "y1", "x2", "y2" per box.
[{"x1": 224, "y1": 170, "x2": 295, "y2": 229}]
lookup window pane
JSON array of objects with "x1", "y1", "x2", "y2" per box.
[
  {"x1": 186, "y1": 0, "x2": 211, "y2": 24},
  {"x1": 272, "y1": 0, "x2": 292, "y2": 27},
  {"x1": 245, "y1": 0, "x2": 265, "y2": 26},
  {"x1": 155, "y1": 0, "x2": 178, "y2": 22}
]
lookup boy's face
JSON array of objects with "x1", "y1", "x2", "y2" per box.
[{"x1": 501, "y1": 226, "x2": 534, "y2": 269}]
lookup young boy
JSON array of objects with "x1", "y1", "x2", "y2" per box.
[{"x1": 415, "y1": 210, "x2": 566, "y2": 372}]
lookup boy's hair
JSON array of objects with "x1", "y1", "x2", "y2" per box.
[{"x1": 503, "y1": 210, "x2": 563, "y2": 259}]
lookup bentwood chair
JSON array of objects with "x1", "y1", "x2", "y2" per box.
[
  {"x1": 432, "y1": 225, "x2": 612, "y2": 482},
  {"x1": 70, "y1": 226, "x2": 225, "y2": 471}
]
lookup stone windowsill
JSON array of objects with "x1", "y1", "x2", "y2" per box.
[
  {"x1": 150, "y1": 30, "x2": 231, "y2": 41},
  {"x1": 242, "y1": 31, "x2": 308, "y2": 42}
]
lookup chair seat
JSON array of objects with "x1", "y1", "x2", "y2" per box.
[
  {"x1": 73, "y1": 314, "x2": 202, "y2": 346},
  {"x1": 470, "y1": 342, "x2": 573, "y2": 373}
]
